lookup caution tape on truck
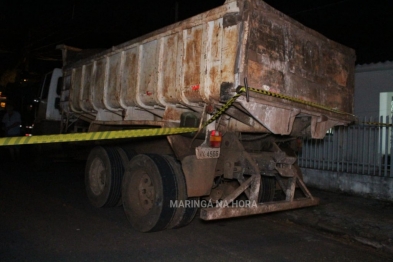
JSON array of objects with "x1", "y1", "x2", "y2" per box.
[{"x1": 0, "y1": 85, "x2": 375, "y2": 147}]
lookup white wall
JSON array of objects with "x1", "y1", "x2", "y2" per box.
[
  {"x1": 354, "y1": 61, "x2": 393, "y2": 119},
  {"x1": 302, "y1": 168, "x2": 393, "y2": 201}
]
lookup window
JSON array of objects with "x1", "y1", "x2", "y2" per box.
[{"x1": 40, "y1": 73, "x2": 53, "y2": 99}]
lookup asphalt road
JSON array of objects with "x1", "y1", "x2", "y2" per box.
[{"x1": 0, "y1": 148, "x2": 391, "y2": 262}]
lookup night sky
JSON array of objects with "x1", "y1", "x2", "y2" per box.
[{"x1": 1, "y1": 0, "x2": 392, "y2": 84}]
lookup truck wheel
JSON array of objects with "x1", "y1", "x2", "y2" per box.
[
  {"x1": 122, "y1": 154, "x2": 184, "y2": 232},
  {"x1": 114, "y1": 146, "x2": 137, "y2": 206},
  {"x1": 116, "y1": 146, "x2": 137, "y2": 164},
  {"x1": 85, "y1": 146, "x2": 124, "y2": 208},
  {"x1": 172, "y1": 196, "x2": 199, "y2": 229},
  {"x1": 162, "y1": 155, "x2": 198, "y2": 229},
  {"x1": 259, "y1": 176, "x2": 276, "y2": 202}
]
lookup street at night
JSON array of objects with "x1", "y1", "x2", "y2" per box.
[{"x1": 0, "y1": 149, "x2": 392, "y2": 261}]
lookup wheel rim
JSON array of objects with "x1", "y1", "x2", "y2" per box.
[
  {"x1": 137, "y1": 172, "x2": 155, "y2": 214},
  {"x1": 123, "y1": 154, "x2": 179, "y2": 232},
  {"x1": 89, "y1": 157, "x2": 106, "y2": 196},
  {"x1": 122, "y1": 154, "x2": 198, "y2": 232},
  {"x1": 126, "y1": 168, "x2": 158, "y2": 218}
]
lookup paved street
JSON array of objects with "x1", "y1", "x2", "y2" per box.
[{"x1": 0, "y1": 148, "x2": 391, "y2": 261}]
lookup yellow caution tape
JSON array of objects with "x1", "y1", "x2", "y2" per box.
[
  {"x1": 236, "y1": 86, "x2": 354, "y2": 116},
  {"x1": 0, "y1": 84, "x2": 357, "y2": 146},
  {"x1": 203, "y1": 85, "x2": 354, "y2": 127},
  {"x1": 0, "y1": 127, "x2": 198, "y2": 147},
  {"x1": 203, "y1": 91, "x2": 243, "y2": 127}
]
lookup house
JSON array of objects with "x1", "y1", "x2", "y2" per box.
[{"x1": 354, "y1": 61, "x2": 393, "y2": 119}]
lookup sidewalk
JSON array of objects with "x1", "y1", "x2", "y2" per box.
[{"x1": 277, "y1": 188, "x2": 393, "y2": 254}]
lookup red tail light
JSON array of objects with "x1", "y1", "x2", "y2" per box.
[{"x1": 209, "y1": 130, "x2": 222, "y2": 148}]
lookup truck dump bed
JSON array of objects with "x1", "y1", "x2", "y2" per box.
[{"x1": 61, "y1": 0, "x2": 355, "y2": 139}]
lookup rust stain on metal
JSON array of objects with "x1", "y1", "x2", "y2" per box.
[
  {"x1": 247, "y1": 60, "x2": 283, "y2": 94},
  {"x1": 249, "y1": 13, "x2": 285, "y2": 63},
  {"x1": 71, "y1": 68, "x2": 83, "y2": 111},
  {"x1": 121, "y1": 49, "x2": 138, "y2": 107},
  {"x1": 208, "y1": 66, "x2": 219, "y2": 97},
  {"x1": 161, "y1": 34, "x2": 178, "y2": 104},
  {"x1": 107, "y1": 52, "x2": 122, "y2": 109},
  {"x1": 91, "y1": 59, "x2": 106, "y2": 109},
  {"x1": 183, "y1": 26, "x2": 203, "y2": 103},
  {"x1": 80, "y1": 63, "x2": 94, "y2": 112},
  {"x1": 163, "y1": 106, "x2": 184, "y2": 122},
  {"x1": 138, "y1": 40, "x2": 159, "y2": 107},
  {"x1": 323, "y1": 49, "x2": 349, "y2": 87},
  {"x1": 204, "y1": 19, "x2": 223, "y2": 101},
  {"x1": 220, "y1": 24, "x2": 238, "y2": 84}
]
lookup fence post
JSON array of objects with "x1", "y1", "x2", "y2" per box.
[
  {"x1": 390, "y1": 116, "x2": 393, "y2": 177},
  {"x1": 379, "y1": 116, "x2": 383, "y2": 177}
]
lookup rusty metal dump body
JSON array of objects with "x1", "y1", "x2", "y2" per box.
[{"x1": 61, "y1": 0, "x2": 355, "y2": 139}]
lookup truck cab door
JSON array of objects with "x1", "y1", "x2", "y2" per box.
[{"x1": 36, "y1": 68, "x2": 63, "y2": 122}]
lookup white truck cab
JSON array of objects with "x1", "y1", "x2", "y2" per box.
[{"x1": 34, "y1": 68, "x2": 63, "y2": 135}]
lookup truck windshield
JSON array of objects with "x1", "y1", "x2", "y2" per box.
[{"x1": 40, "y1": 73, "x2": 52, "y2": 100}]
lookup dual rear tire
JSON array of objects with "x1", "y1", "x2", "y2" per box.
[
  {"x1": 85, "y1": 146, "x2": 197, "y2": 232},
  {"x1": 122, "y1": 154, "x2": 197, "y2": 232}
]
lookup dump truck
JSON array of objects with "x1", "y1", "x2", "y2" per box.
[{"x1": 34, "y1": 0, "x2": 356, "y2": 232}]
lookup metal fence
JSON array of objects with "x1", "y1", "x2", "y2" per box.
[{"x1": 298, "y1": 116, "x2": 392, "y2": 177}]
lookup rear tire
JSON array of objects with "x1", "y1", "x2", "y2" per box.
[
  {"x1": 114, "y1": 146, "x2": 137, "y2": 206},
  {"x1": 122, "y1": 154, "x2": 178, "y2": 232},
  {"x1": 122, "y1": 154, "x2": 198, "y2": 232},
  {"x1": 162, "y1": 155, "x2": 198, "y2": 229},
  {"x1": 85, "y1": 146, "x2": 124, "y2": 208}
]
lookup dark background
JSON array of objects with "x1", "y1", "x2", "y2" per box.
[{"x1": 0, "y1": 0, "x2": 392, "y2": 104}]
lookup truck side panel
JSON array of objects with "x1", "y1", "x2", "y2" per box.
[
  {"x1": 245, "y1": 1, "x2": 355, "y2": 113},
  {"x1": 63, "y1": 1, "x2": 240, "y2": 116}
]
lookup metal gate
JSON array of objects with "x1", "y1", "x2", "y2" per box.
[{"x1": 298, "y1": 117, "x2": 392, "y2": 177}]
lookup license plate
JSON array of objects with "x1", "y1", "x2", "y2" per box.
[{"x1": 195, "y1": 147, "x2": 220, "y2": 159}]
